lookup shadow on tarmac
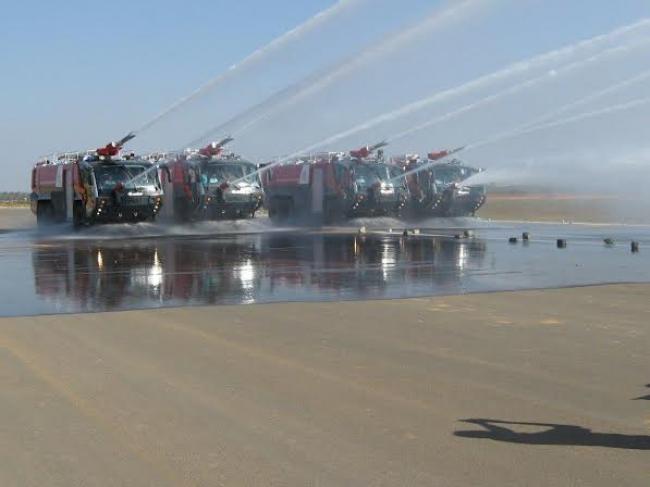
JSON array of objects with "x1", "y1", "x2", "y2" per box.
[
  {"x1": 454, "y1": 419, "x2": 650, "y2": 451},
  {"x1": 635, "y1": 384, "x2": 650, "y2": 401}
]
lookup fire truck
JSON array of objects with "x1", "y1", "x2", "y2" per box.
[
  {"x1": 343, "y1": 142, "x2": 408, "y2": 218},
  {"x1": 262, "y1": 152, "x2": 353, "y2": 223},
  {"x1": 30, "y1": 134, "x2": 163, "y2": 227},
  {"x1": 392, "y1": 148, "x2": 487, "y2": 218},
  {"x1": 262, "y1": 142, "x2": 407, "y2": 223},
  {"x1": 158, "y1": 138, "x2": 263, "y2": 221}
]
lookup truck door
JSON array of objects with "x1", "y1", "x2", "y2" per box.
[{"x1": 82, "y1": 167, "x2": 97, "y2": 218}]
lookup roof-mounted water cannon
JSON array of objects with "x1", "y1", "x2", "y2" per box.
[
  {"x1": 427, "y1": 146, "x2": 465, "y2": 162},
  {"x1": 350, "y1": 141, "x2": 389, "y2": 159},
  {"x1": 198, "y1": 136, "x2": 234, "y2": 158},
  {"x1": 96, "y1": 132, "x2": 136, "y2": 158}
]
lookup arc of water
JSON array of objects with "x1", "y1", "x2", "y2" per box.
[
  {"x1": 183, "y1": 0, "x2": 500, "y2": 149},
  {"x1": 215, "y1": 18, "x2": 650, "y2": 188},
  {"x1": 477, "y1": 95, "x2": 650, "y2": 143},
  {"x1": 134, "y1": 0, "x2": 367, "y2": 135},
  {"x1": 388, "y1": 95, "x2": 650, "y2": 185},
  {"x1": 465, "y1": 67, "x2": 650, "y2": 152},
  {"x1": 273, "y1": 18, "x2": 650, "y2": 157},
  {"x1": 227, "y1": 25, "x2": 650, "y2": 187},
  {"x1": 389, "y1": 36, "x2": 650, "y2": 142}
]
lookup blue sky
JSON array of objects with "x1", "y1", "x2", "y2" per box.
[{"x1": 2, "y1": 0, "x2": 650, "y2": 190}]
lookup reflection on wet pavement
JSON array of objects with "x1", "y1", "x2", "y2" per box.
[
  {"x1": 0, "y1": 221, "x2": 649, "y2": 316},
  {"x1": 26, "y1": 234, "x2": 486, "y2": 315}
]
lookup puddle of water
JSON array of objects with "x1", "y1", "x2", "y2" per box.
[{"x1": 0, "y1": 221, "x2": 648, "y2": 316}]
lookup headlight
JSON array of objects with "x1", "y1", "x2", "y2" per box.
[
  {"x1": 129, "y1": 186, "x2": 158, "y2": 197},
  {"x1": 230, "y1": 186, "x2": 255, "y2": 195}
]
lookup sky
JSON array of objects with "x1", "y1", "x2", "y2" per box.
[{"x1": 1, "y1": 0, "x2": 650, "y2": 191}]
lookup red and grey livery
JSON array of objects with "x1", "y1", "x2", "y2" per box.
[
  {"x1": 156, "y1": 137, "x2": 263, "y2": 222},
  {"x1": 262, "y1": 142, "x2": 407, "y2": 223},
  {"x1": 391, "y1": 147, "x2": 487, "y2": 218},
  {"x1": 30, "y1": 134, "x2": 163, "y2": 227}
]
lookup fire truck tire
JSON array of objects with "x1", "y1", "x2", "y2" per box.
[
  {"x1": 268, "y1": 197, "x2": 293, "y2": 223},
  {"x1": 72, "y1": 201, "x2": 85, "y2": 228},
  {"x1": 36, "y1": 201, "x2": 54, "y2": 227}
]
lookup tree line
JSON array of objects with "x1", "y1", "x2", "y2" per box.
[{"x1": 0, "y1": 192, "x2": 30, "y2": 203}]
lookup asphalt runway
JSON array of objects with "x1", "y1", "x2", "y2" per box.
[
  {"x1": 0, "y1": 215, "x2": 649, "y2": 316},
  {"x1": 0, "y1": 285, "x2": 648, "y2": 486},
  {"x1": 1, "y1": 210, "x2": 649, "y2": 486}
]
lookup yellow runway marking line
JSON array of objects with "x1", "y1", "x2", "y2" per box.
[{"x1": 540, "y1": 319, "x2": 564, "y2": 325}]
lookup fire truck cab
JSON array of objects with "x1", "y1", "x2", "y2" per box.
[
  {"x1": 262, "y1": 142, "x2": 407, "y2": 224},
  {"x1": 342, "y1": 143, "x2": 408, "y2": 218},
  {"x1": 392, "y1": 149, "x2": 486, "y2": 218},
  {"x1": 30, "y1": 134, "x2": 163, "y2": 227},
  {"x1": 160, "y1": 138, "x2": 263, "y2": 222},
  {"x1": 262, "y1": 153, "x2": 354, "y2": 224}
]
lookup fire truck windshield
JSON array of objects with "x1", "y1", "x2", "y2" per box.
[
  {"x1": 432, "y1": 165, "x2": 478, "y2": 186},
  {"x1": 94, "y1": 165, "x2": 157, "y2": 194},
  {"x1": 205, "y1": 164, "x2": 248, "y2": 185},
  {"x1": 354, "y1": 164, "x2": 391, "y2": 187}
]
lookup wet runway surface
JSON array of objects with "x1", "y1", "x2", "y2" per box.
[{"x1": 1, "y1": 218, "x2": 649, "y2": 316}]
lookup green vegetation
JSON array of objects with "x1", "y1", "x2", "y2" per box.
[{"x1": 0, "y1": 192, "x2": 30, "y2": 206}]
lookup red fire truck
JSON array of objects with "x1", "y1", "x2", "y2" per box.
[
  {"x1": 30, "y1": 133, "x2": 163, "y2": 227},
  {"x1": 262, "y1": 142, "x2": 407, "y2": 223},
  {"x1": 391, "y1": 148, "x2": 487, "y2": 218},
  {"x1": 158, "y1": 138, "x2": 263, "y2": 221},
  {"x1": 262, "y1": 152, "x2": 353, "y2": 223}
]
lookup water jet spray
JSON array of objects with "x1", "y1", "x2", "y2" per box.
[
  {"x1": 279, "y1": 18, "x2": 650, "y2": 157},
  {"x1": 133, "y1": 0, "x2": 367, "y2": 136},
  {"x1": 184, "y1": 0, "x2": 499, "y2": 148}
]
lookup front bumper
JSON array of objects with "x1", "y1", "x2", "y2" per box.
[
  {"x1": 348, "y1": 190, "x2": 407, "y2": 217},
  {"x1": 407, "y1": 186, "x2": 486, "y2": 218},
  {"x1": 95, "y1": 195, "x2": 162, "y2": 222},
  {"x1": 440, "y1": 187, "x2": 486, "y2": 217},
  {"x1": 203, "y1": 192, "x2": 263, "y2": 219}
]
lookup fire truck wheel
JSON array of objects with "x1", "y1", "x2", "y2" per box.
[
  {"x1": 269, "y1": 197, "x2": 293, "y2": 223},
  {"x1": 36, "y1": 201, "x2": 54, "y2": 227},
  {"x1": 72, "y1": 201, "x2": 85, "y2": 228}
]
